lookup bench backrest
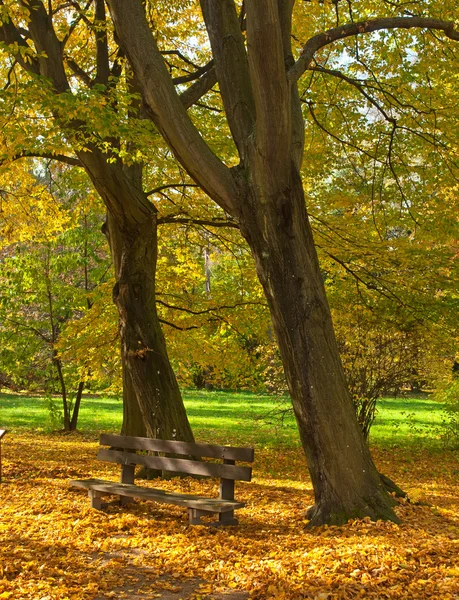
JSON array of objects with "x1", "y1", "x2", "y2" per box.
[{"x1": 98, "y1": 434, "x2": 254, "y2": 481}]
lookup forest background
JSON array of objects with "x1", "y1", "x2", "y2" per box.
[{"x1": 0, "y1": 0, "x2": 458, "y2": 444}]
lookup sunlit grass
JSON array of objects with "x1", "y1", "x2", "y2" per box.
[{"x1": 0, "y1": 389, "x2": 447, "y2": 450}]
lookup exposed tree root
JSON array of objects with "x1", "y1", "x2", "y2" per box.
[
  {"x1": 379, "y1": 472, "x2": 408, "y2": 498},
  {"x1": 305, "y1": 489, "x2": 401, "y2": 528}
]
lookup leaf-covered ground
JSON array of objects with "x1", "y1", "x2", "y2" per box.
[{"x1": 1, "y1": 433, "x2": 458, "y2": 600}]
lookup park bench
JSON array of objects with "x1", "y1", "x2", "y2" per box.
[{"x1": 70, "y1": 434, "x2": 254, "y2": 526}]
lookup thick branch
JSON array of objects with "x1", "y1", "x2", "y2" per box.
[
  {"x1": 277, "y1": 0, "x2": 304, "y2": 168},
  {"x1": 22, "y1": 0, "x2": 69, "y2": 92},
  {"x1": 172, "y1": 59, "x2": 214, "y2": 85},
  {"x1": 289, "y1": 17, "x2": 459, "y2": 83},
  {"x1": 179, "y1": 66, "x2": 218, "y2": 110},
  {"x1": 246, "y1": 0, "x2": 291, "y2": 182},
  {"x1": 157, "y1": 216, "x2": 239, "y2": 229},
  {"x1": 200, "y1": 0, "x2": 255, "y2": 159},
  {"x1": 94, "y1": 0, "x2": 110, "y2": 85},
  {"x1": 64, "y1": 56, "x2": 92, "y2": 86},
  {"x1": 106, "y1": 0, "x2": 239, "y2": 215}
]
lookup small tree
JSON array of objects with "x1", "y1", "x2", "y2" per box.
[{"x1": 0, "y1": 162, "x2": 109, "y2": 430}]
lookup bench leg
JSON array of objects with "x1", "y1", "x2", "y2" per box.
[
  {"x1": 188, "y1": 508, "x2": 239, "y2": 526},
  {"x1": 89, "y1": 489, "x2": 104, "y2": 510},
  {"x1": 188, "y1": 508, "x2": 214, "y2": 525},
  {"x1": 217, "y1": 510, "x2": 238, "y2": 526},
  {"x1": 120, "y1": 495, "x2": 134, "y2": 507}
]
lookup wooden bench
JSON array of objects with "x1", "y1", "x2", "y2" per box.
[{"x1": 70, "y1": 434, "x2": 254, "y2": 526}]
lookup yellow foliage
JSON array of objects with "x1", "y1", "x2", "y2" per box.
[{"x1": 1, "y1": 433, "x2": 459, "y2": 599}]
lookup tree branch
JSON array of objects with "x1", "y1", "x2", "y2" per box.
[
  {"x1": 94, "y1": 0, "x2": 110, "y2": 85},
  {"x1": 157, "y1": 216, "x2": 239, "y2": 229},
  {"x1": 145, "y1": 183, "x2": 198, "y2": 197},
  {"x1": 61, "y1": 0, "x2": 93, "y2": 48},
  {"x1": 171, "y1": 58, "x2": 214, "y2": 85},
  {"x1": 179, "y1": 66, "x2": 218, "y2": 110},
  {"x1": 64, "y1": 56, "x2": 93, "y2": 87},
  {"x1": 200, "y1": 0, "x2": 255, "y2": 160},
  {"x1": 156, "y1": 299, "x2": 268, "y2": 316},
  {"x1": 246, "y1": 0, "x2": 291, "y2": 183},
  {"x1": 158, "y1": 318, "x2": 199, "y2": 331},
  {"x1": 289, "y1": 17, "x2": 459, "y2": 83},
  {"x1": 0, "y1": 151, "x2": 82, "y2": 167},
  {"x1": 310, "y1": 65, "x2": 396, "y2": 124},
  {"x1": 106, "y1": 0, "x2": 239, "y2": 215},
  {"x1": 2, "y1": 316, "x2": 52, "y2": 344},
  {"x1": 23, "y1": 0, "x2": 70, "y2": 92}
]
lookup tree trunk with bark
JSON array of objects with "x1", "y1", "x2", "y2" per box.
[
  {"x1": 69, "y1": 381, "x2": 85, "y2": 432},
  {"x1": 104, "y1": 0, "x2": 424, "y2": 524},
  {"x1": 238, "y1": 167, "x2": 398, "y2": 525},
  {"x1": 97, "y1": 179, "x2": 195, "y2": 442},
  {"x1": 113, "y1": 215, "x2": 193, "y2": 441}
]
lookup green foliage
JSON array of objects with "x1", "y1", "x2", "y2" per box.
[
  {"x1": 434, "y1": 380, "x2": 459, "y2": 448},
  {"x1": 0, "y1": 162, "x2": 112, "y2": 429}
]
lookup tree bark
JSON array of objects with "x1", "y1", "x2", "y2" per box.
[
  {"x1": 238, "y1": 166, "x2": 398, "y2": 525},
  {"x1": 102, "y1": 199, "x2": 194, "y2": 442},
  {"x1": 113, "y1": 215, "x2": 193, "y2": 440},
  {"x1": 69, "y1": 380, "x2": 85, "y2": 431}
]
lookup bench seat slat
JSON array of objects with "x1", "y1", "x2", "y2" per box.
[
  {"x1": 96, "y1": 448, "x2": 252, "y2": 481},
  {"x1": 69, "y1": 479, "x2": 244, "y2": 512},
  {"x1": 99, "y1": 434, "x2": 254, "y2": 462}
]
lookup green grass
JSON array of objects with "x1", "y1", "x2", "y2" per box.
[
  {"x1": 0, "y1": 389, "x2": 447, "y2": 449},
  {"x1": 371, "y1": 396, "x2": 446, "y2": 447}
]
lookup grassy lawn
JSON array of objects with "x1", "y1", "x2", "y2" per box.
[{"x1": 0, "y1": 389, "x2": 447, "y2": 449}]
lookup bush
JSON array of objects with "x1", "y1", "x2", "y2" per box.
[{"x1": 435, "y1": 380, "x2": 459, "y2": 448}]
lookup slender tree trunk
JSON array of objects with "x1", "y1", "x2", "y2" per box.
[
  {"x1": 69, "y1": 380, "x2": 85, "y2": 431},
  {"x1": 238, "y1": 167, "x2": 398, "y2": 526},
  {"x1": 53, "y1": 352, "x2": 70, "y2": 431}
]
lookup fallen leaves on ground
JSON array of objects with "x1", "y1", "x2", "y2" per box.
[{"x1": 1, "y1": 433, "x2": 459, "y2": 599}]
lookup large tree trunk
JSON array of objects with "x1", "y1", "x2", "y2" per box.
[
  {"x1": 238, "y1": 167, "x2": 398, "y2": 526},
  {"x1": 103, "y1": 206, "x2": 194, "y2": 442},
  {"x1": 81, "y1": 151, "x2": 195, "y2": 443},
  {"x1": 104, "y1": 211, "x2": 146, "y2": 437},
  {"x1": 120, "y1": 363, "x2": 146, "y2": 437}
]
